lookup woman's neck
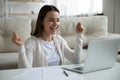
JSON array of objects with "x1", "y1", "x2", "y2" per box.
[{"x1": 41, "y1": 33, "x2": 53, "y2": 42}]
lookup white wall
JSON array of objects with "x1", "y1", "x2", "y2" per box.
[
  {"x1": 0, "y1": 0, "x2": 56, "y2": 18},
  {"x1": 9, "y1": 2, "x2": 43, "y2": 15},
  {"x1": 103, "y1": 0, "x2": 120, "y2": 34},
  {"x1": 0, "y1": 0, "x2": 5, "y2": 17},
  {"x1": 8, "y1": 0, "x2": 56, "y2": 15},
  {"x1": 115, "y1": 0, "x2": 120, "y2": 34},
  {"x1": 103, "y1": 0, "x2": 115, "y2": 33}
]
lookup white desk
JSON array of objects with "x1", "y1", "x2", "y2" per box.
[{"x1": 0, "y1": 62, "x2": 120, "y2": 80}]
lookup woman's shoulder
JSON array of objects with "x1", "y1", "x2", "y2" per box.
[
  {"x1": 26, "y1": 36, "x2": 36, "y2": 41},
  {"x1": 54, "y1": 34, "x2": 66, "y2": 42},
  {"x1": 25, "y1": 36, "x2": 38, "y2": 45},
  {"x1": 54, "y1": 34, "x2": 63, "y2": 39},
  {"x1": 25, "y1": 36, "x2": 40, "y2": 49}
]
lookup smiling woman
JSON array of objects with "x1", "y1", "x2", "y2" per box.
[{"x1": 12, "y1": 5, "x2": 84, "y2": 68}]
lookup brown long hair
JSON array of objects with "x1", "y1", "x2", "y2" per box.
[{"x1": 31, "y1": 5, "x2": 60, "y2": 37}]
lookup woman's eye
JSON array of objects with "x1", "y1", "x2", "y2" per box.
[
  {"x1": 57, "y1": 19, "x2": 60, "y2": 22},
  {"x1": 49, "y1": 20, "x2": 54, "y2": 22}
]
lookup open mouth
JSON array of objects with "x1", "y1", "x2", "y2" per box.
[{"x1": 50, "y1": 27, "x2": 58, "y2": 31}]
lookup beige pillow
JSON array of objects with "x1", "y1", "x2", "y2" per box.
[{"x1": 0, "y1": 17, "x2": 31, "y2": 52}]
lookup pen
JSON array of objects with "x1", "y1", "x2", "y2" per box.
[{"x1": 63, "y1": 70, "x2": 69, "y2": 77}]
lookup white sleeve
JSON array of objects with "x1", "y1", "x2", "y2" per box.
[
  {"x1": 63, "y1": 33, "x2": 83, "y2": 64},
  {"x1": 74, "y1": 33, "x2": 83, "y2": 64},
  {"x1": 18, "y1": 45, "x2": 31, "y2": 68},
  {"x1": 18, "y1": 38, "x2": 35, "y2": 68}
]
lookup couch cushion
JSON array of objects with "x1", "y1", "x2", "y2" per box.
[
  {"x1": 0, "y1": 52, "x2": 18, "y2": 70},
  {"x1": 59, "y1": 16, "x2": 108, "y2": 48},
  {"x1": 0, "y1": 17, "x2": 31, "y2": 52}
]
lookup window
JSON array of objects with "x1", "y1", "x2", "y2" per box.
[{"x1": 56, "y1": 0, "x2": 103, "y2": 16}]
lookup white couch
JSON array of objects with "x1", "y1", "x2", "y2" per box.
[
  {"x1": 0, "y1": 17, "x2": 31, "y2": 69},
  {"x1": 0, "y1": 16, "x2": 120, "y2": 70}
]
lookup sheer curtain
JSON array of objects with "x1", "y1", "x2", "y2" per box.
[
  {"x1": 0, "y1": 0, "x2": 5, "y2": 17},
  {"x1": 56, "y1": 0, "x2": 103, "y2": 16}
]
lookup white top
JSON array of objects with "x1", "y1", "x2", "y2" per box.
[
  {"x1": 41, "y1": 39, "x2": 60, "y2": 66},
  {"x1": 18, "y1": 34, "x2": 83, "y2": 68}
]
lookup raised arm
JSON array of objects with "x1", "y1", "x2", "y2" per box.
[
  {"x1": 63, "y1": 22, "x2": 84, "y2": 64},
  {"x1": 12, "y1": 32, "x2": 31, "y2": 68}
]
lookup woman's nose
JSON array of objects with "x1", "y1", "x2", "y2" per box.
[{"x1": 54, "y1": 21, "x2": 59, "y2": 26}]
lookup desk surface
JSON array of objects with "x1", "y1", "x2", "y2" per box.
[{"x1": 0, "y1": 62, "x2": 120, "y2": 80}]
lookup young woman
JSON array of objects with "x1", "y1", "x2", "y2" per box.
[{"x1": 12, "y1": 5, "x2": 84, "y2": 68}]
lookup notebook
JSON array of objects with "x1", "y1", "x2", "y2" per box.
[{"x1": 62, "y1": 38, "x2": 120, "y2": 73}]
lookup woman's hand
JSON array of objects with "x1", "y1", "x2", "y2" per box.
[
  {"x1": 12, "y1": 32, "x2": 23, "y2": 46},
  {"x1": 76, "y1": 22, "x2": 84, "y2": 33}
]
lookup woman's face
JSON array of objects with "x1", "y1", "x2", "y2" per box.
[{"x1": 42, "y1": 11, "x2": 60, "y2": 35}]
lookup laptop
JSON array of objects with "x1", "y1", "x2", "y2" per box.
[{"x1": 62, "y1": 38, "x2": 120, "y2": 73}]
